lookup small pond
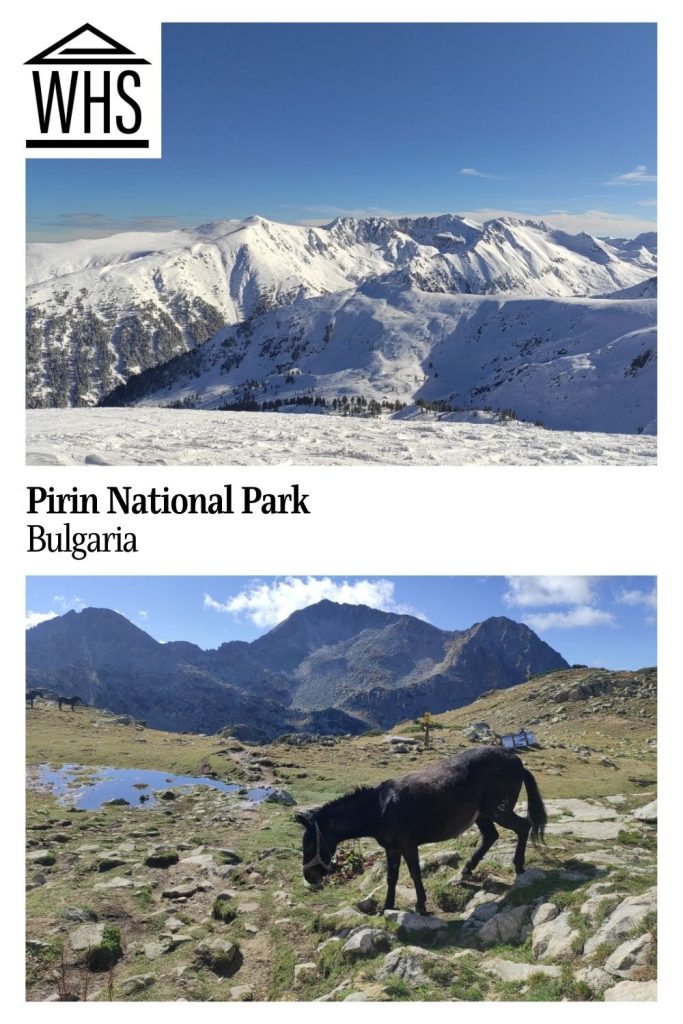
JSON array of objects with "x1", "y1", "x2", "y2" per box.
[{"x1": 32, "y1": 763, "x2": 271, "y2": 810}]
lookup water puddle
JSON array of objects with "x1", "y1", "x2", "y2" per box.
[{"x1": 31, "y1": 763, "x2": 271, "y2": 810}]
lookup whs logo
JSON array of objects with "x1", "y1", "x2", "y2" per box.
[{"x1": 24, "y1": 22, "x2": 160, "y2": 157}]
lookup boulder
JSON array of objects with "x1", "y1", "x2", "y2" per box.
[
  {"x1": 604, "y1": 933, "x2": 653, "y2": 979},
  {"x1": 574, "y1": 966, "x2": 616, "y2": 996},
  {"x1": 342, "y1": 928, "x2": 391, "y2": 960},
  {"x1": 294, "y1": 962, "x2": 317, "y2": 985},
  {"x1": 481, "y1": 958, "x2": 562, "y2": 983},
  {"x1": 583, "y1": 888, "x2": 656, "y2": 956},
  {"x1": 477, "y1": 904, "x2": 533, "y2": 946},
  {"x1": 604, "y1": 980, "x2": 656, "y2": 1001},
  {"x1": 118, "y1": 974, "x2": 155, "y2": 996},
  {"x1": 69, "y1": 925, "x2": 105, "y2": 954},
  {"x1": 265, "y1": 789, "x2": 296, "y2": 806},
  {"x1": 93, "y1": 877, "x2": 134, "y2": 891},
  {"x1": 194, "y1": 938, "x2": 239, "y2": 976},
  {"x1": 632, "y1": 800, "x2": 657, "y2": 824},
  {"x1": 230, "y1": 984, "x2": 254, "y2": 1001},
  {"x1": 383, "y1": 909, "x2": 448, "y2": 935},
  {"x1": 513, "y1": 868, "x2": 547, "y2": 888},
  {"x1": 376, "y1": 947, "x2": 437, "y2": 986},
  {"x1": 532, "y1": 908, "x2": 581, "y2": 961}
]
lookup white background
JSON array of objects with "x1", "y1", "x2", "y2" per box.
[{"x1": 5, "y1": 0, "x2": 680, "y2": 1018}]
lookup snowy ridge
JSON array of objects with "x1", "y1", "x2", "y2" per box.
[
  {"x1": 27, "y1": 214, "x2": 657, "y2": 415},
  {"x1": 105, "y1": 285, "x2": 656, "y2": 434}
]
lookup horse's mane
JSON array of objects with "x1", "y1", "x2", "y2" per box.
[{"x1": 322, "y1": 784, "x2": 378, "y2": 813}]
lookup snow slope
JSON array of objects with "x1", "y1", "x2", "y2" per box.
[
  {"x1": 26, "y1": 214, "x2": 657, "y2": 410},
  {"x1": 25, "y1": 408, "x2": 657, "y2": 467},
  {"x1": 106, "y1": 285, "x2": 656, "y2": 434}
]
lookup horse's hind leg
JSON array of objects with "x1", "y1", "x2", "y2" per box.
[
  {"x1": 462, "y1": 817, "x2": 499, "y2": 877},
  {"x1": 492, "y1": 809, "x2": 531, "y2": 874},
  {"x1": 383, "y1": 847, "x2": 401, "y2": 910},
  {"x1": 402, "y1": 845, "x2": 427, "y2": 915}
]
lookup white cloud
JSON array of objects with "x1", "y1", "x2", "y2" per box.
[
  {"x1": 204, "y1": 577, "x2": 423, "y2": 628},
  {"x1": 504, "y1": 576, "x2": 596, "y2": 608},
  {"x1": 26, "y1": 610, "x2": 58, "y2": 630},
  {"x1": 52, "y1": 595, "x2": 86, "y2": 613},
  {"x1": 459, "y1": 167, "x2": 503, "y2": 180},
  {"x1": 616, "y1": 586, "x2": 657, "y2": 609},
  {"x1": 605, "y1": 165, "x2": 657, "y2": 186},
  {"x1": 524, "y1": 607, "x2": 617, "y2": 631},
  {"x1": 138, "y1": 610, "x2": 148, "y2": 620}
]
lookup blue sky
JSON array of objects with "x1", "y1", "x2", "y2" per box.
[
  {"x1": 26, "y1": 23, "x2": 657, "y2": 242},
  {"x1": 26, "y1": 576, "x2": 656, "y2": 669}
]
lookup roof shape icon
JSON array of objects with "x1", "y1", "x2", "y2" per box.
[{"x1": 25, "y1": 23, "x2": 150, "y2": 65}]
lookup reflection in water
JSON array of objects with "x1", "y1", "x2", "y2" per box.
[{"x1": 33, "y1": 763, "x2": 270, "y2": 809}]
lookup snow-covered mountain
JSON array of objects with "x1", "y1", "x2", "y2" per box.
[
  {"x1": 104, "y1": 283, "x2": 656, "y2": 434},
  {"x1": 27, "y1": 214, "x2": 657, "y2": 419}
]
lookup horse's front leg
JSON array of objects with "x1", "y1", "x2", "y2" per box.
[
  {"x1": 383, "y1": 847, "x2": 401, "y2": 910},
  {"x1": 403, "y1": 846, "x2": 427, "y2": 915}
]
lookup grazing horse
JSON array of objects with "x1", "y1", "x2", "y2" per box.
[
  {"x1": 295, "y1": 746, "x2": 547, "y2": 914},
  {"x1": 58, "y1": 695, "x2": 84, "y2": 711},
  {"x1": 26, "y1": 689, "x2": 44, "y2": 708}
]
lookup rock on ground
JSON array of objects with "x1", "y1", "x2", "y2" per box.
[
  {"x1": 604, "y1": 933, "x2": 653, "y2": 979},
  {"x1": 481, "y1": 958, "x2": 562, "y2": 983},
  {"x1": 477, "y1": 904, "x2": 533, "y2": 946},
  {"x1": 532, "y1": 908, "x2": 581, "y2": 961},
  {"x1": 632, "y1": 799, "x2": 657, "y2": 823},
  {"x1": 342, "y1": 928, "x2": 391, "y2": 959},
  {"x1": 583, "y1": 887, "x2": 656, "y2": 956},
  {"x1": 604, "y1": 980, "x2": 657, "y2": 1001},
  {"x1": 383, "y1": 910, "x2": 448, "y2": 935}
]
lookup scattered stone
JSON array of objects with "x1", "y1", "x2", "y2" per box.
[
  {"x1": 383, "y1": 909, "x2": 448, "y2": 935},
  {"x1": 230, "y1": 984, "x2": 254, "y2": 1001},
  {"x1": 632, "y1": 800, "x2": 657, "y2": 824},
  {"x1": 422, "y1": 850, "x2": 460, "y2": 872},
  {"x1": 146, "y1": 843, "x2": 180, "y2": 868},
  {"x1": 119, "y1": 974, "x2": 155, "y2": 996},
  {"x1": 162, "y1": 883, "x2": 199, "y2": 900},
  {"x1": 478, "y1": 904, "x2": 533, "y2": 946},
  {"x1": 159, "y1": 790, "x2": 177, "y2": 801},
  {"x1": 604, "y1": 933, "x2": 653, "y2": 978},
  {"x1": 294, "y1": 962, "x2": 318, "y2": 985},
  {"x1": 265, "y1": 789, "x2": 296, "y2": 806},
  {"x1": 574, "y1": 966, "x2": 616, "y2": 995},
  {"x1": 322, "y1": 906, "x2": 365, "y2": 930},
  {"x1": 93, "y1": 877, "x2": 135, "y2": 891},
  {"x1": 356, "y1": 895, "x2": 379, "y2": 915},
  {"x1": 64, "y1": 907, "x2": 97, "y2": 923},
  {"x1": 532, "y1": 908, "x2": 581, "y2": 961},
  {"x1": 531, "y1": 903, "x2": 558, "y2": 928},
  {"x1": 164, "y1": 917, "x2": 184, "y2": 933},
  {"x1": 342, "y1": 928, "x2": 391, "y2": 959},
  {"x1": 481, "y1": 958, "x2": 562, "y2": 983},
  {"x1": 214, "y1": 848, "x2": 242, "y2": 864},
  {"x1": 97, "y1": 854, "x2": 127, "y2": 872},
  {"x1": 178, "y1": 853, "x2": 213, "y2": 869},
  {"x1": 583, "y1": 888, "x2": 657, "y2": 956},
  {"x1": 103, "y1": 798, "x2": 129, "y2": 807},
  {"x1": 237, "y1": 902, "x2": 260, "y2": 914},
  {"x1": 604, "y1": 980, "x2": 656, "y2": 1001},
  {"x1": 376, "y1": 946, "x2": 437, "y2": 986},
  {"x1": 27, "y1": 850, "x2": 55, "y2": 866},
  {"x1": 194, "y1": 938, "x2": 240, "y2": 976}
]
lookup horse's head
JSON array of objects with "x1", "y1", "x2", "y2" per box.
[{"x1": 294, "y1": 810, "x2": 336, "y2": 888}]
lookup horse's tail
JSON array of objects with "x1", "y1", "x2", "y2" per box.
[{"x1": 522, "y1": 766, "x2": 547, "y2": 845}]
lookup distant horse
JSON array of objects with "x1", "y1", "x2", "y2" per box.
[
  {"x1": 295, "y1": 746, "x2": 547, "y2": 914},
  {"x1": 58, "y1": 695, "x2": 84, "y2": 711},
  {"x1": 26, "y1": 689, "x2": 44, "y2": 708}
]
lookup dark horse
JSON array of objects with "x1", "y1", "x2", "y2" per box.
[
  {"x1": 58, "y1": 695, "x2": 84, "y2": 711},
  {"x1": 26, "y1": 689, "x2": 44, "y2": 708},
  {"x1": 295, "y1": 746, "x2": 547, "y2": 914}
]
